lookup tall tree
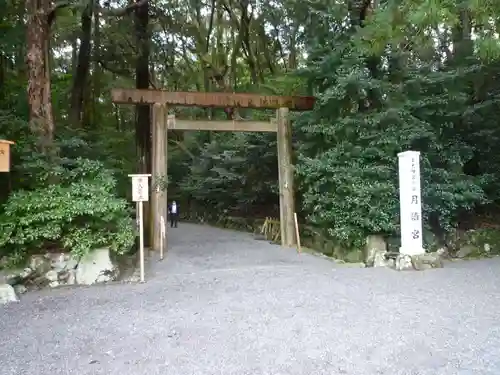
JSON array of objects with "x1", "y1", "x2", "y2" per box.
[
  {"x1": 26, "y1": 0, "x2": 55, "y2": 155},
  {"x1": 69, "y1": 0, "x2": 94, "y2": 126},
  {"x1": 134, "y1": 0, "x2": 150, "y2": 174},
  {"x1": 134, "y1": 0, "x2": 151, "y2": 245}
]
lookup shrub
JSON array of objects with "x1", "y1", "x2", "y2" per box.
[{"x1": 0, "y1": 158, "x2": 135, "y2": 261}]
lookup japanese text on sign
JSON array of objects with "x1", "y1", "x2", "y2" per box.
[
  {"x1": 131, "y1": 176, "x2": 149, "y2": 202},
  {"x1": 398, "y1": 150, "x2": 424, "y2": 255},
  {"x1": 408, "y1": 156, "x2": 422, "y2": 240},
  {"x1": 411, "y1": 157, "x2": 416, "y2": 192}
]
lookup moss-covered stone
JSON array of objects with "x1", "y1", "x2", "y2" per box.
[
  {"x1": 448, "y1": 228, "x2": 500, "y2": 258},
  {"x1": 364, "y1": 235, "x2": 387, "y2": 266},
  {"x1": 322, "y1": 241, "x2": 337, "y2": 257},
  {"x1": 367, "y1": 227, "x2": 500, "y2": 260},
  {"x1": 468, "y1": 228, "x2": 500, "y2": 254},
  {"x1": 344, "y1": 249, "x2": 364, "y2": 263}
]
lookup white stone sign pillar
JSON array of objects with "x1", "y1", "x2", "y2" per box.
[{"x1": 398, "y1": 151, "x2": 425, "y2": 256}]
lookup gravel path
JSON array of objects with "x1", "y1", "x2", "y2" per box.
[{"x1": 1, "y1": 223, "x2": 500, "y2": 375}]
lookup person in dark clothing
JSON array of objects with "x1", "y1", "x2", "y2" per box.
[{"x1": 168, "y1": 200, "x2": 179, "y2": 228}]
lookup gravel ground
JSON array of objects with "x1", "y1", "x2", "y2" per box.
[{"x1": 1, "y1": 223, "x2": 500, "y2": 375}]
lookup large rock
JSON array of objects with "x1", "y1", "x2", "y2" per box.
[
  {"x1": 0, "y1": 284, "x2": 19, "y2": 304},
  {"x1": 0, "y1": 270, "x2": 21, "y2": 286},
  {"x1": 373, "y1": 251, "x2": 390, "y2": 268},
  {"x1": 29, "y1": 255, "x2": 51, "y2": 275},
  {"x1": 57, "y1": 269, "x2": 77, "y2": 285},
  {"x1": 446, "y1": 228, "x2": 500, "y2": 258},
  {"x1": 75, "y1": 247, "x2": 119, "y2": 285},
  {"x1": 455, "y1": 244, "x2": 477, "y2": 258},
  {"x1": 66, "y1": 269, "x2": 77, "y2": 285},
  {"x1": 32, "y1": 253, "x2": 80, "y2": 288},
  {"x1": 395, "y1": 252, "x2": 444, "y2": 271},
  {"x1": 47, "y1": 253, "x2": 78, "y2": 271},
  {"x1": 395, "y1": 254, "x2": 413, "y2": 271},
  {"x1": 365, "y1": 235, "x2": 388, "y2": 267},
  {"x1": 45, "y1": 270, "x2": 59, "y2": 282},
  {"x1": 13, "y1": 284, "x2": 27, "y2": 295},
  {"x1": 0, "y1": 268, "x2": 33, "y2": 286},
  {"x1": 344, "y1": 249, "x2": 364, "y2": 263},
  {"x1": 1, "y1": 248, "x2": 119, "y2": 292}
]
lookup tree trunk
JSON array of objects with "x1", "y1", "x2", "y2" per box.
[
  {"x1": 16, "y1": 0, "x2": 27, "y2": 80},
  {"x1": 0, "y1": 54, "x2": 5, "y2": 102},
  {"x1": 134, "y1": 0, "x2": 152, "y2": 246},
  {"x1": 26, "y1": 0, "x2": 55, "y2": 155},
  {"x1": 349, "y1": 0, "x2": 382, "y2": 110},
  {"x1": 92, "y1": 0, "x2": 102, "y2": 127},
  {"x1": 452, "y1": 8, "x2": 473, "y2": 64},
  {"x1": 288, "y1": 27, "x2": 298, "y2": 70},
  {"x1": 257, "y1": 22, "x2": 274, "y2": 75},
  {"x1": 135, "y1": 0, "x2": 151, "y2": 173},
  {"x1": 93, "y1": 0, "x2": 101, "y2": 101},
  {"x1": 70, "y1": 1, "x2": 93, "y2": 126},
  {"x1": 240, "y1": 11, "x2": 258, "y2": 84}
]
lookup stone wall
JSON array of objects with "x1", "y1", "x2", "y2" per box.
[{"x1": 0, "y1": 248, "x2": 120, "y2": 304}]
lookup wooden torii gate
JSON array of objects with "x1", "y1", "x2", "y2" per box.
[{"x1": 111, "y1": 88, "x2": 315, "y2": 251}]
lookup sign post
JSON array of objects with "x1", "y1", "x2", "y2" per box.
[
  {"x1": 128, "y1": 174, "x2": 152, "y2": 282},
  {"x1": 397, "y1": 151, "x2": 425, "y2": 256}
]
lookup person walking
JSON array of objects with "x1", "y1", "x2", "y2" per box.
[{"x1": 168, "y1": 200, "x2": 179, "y2": 228}]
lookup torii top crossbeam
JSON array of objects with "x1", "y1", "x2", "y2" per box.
[{"x1": 111, "y1": 88, "x2": 316, "y2": 111}]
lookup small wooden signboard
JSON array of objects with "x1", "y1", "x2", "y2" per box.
[
  {"x1": 0, "y1": 140, "x2": 14, "y2": 172},
  {"x1": 130, "y1": 174, "x2": 150, "y2": 202}
]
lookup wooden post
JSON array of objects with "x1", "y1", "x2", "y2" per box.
[
  {"x1": 138, "y1": 200, "x2": 145, "y2": 282},
  {"x1": 276, "y1": 107, "x2": 296, "y2": 247},
  {"x1": 276, "y1": 118, "x2": 286, "y2": 246},
  {"x1": 294, "y1": 212, "x2": 301, "y2": 253},
  {"x1": 151, "y1": 103, "x2": 168, "y2": 252}
]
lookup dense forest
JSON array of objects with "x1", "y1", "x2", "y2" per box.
[{"x1": 1, "y1": 0, "x2": 500, "y2": 265}]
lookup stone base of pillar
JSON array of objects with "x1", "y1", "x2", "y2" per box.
[{"x1": 395, "y1": 251, "x2": 445, "y2": 271}]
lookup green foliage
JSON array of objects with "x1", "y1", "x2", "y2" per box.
[
  {"x1": 0, "y1": 158, "x2": 135, "y2": 260},
  {"x1": 179, "y1": 132, "x2": 279, "y2": 215},
  {"x1": 3, "y1": 0, "x2": 500, "y2": 261},
  {"x1": 296, "y1": 2, "x2": 492, "y2": 248}
]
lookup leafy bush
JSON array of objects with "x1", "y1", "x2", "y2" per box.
[
  {"x1": 0, "y1": 158, "x2": 135, "y2": 260},
  {"x1": 180, "y1": 133, "x2": 279, "y2": 214},
  {"x1": 296, "y1": 23, "x2": 489, "y2": 248}
]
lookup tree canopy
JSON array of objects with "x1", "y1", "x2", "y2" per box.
[{"x1": 1, "y1": 0, "x2": 500, "y2": 264}]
